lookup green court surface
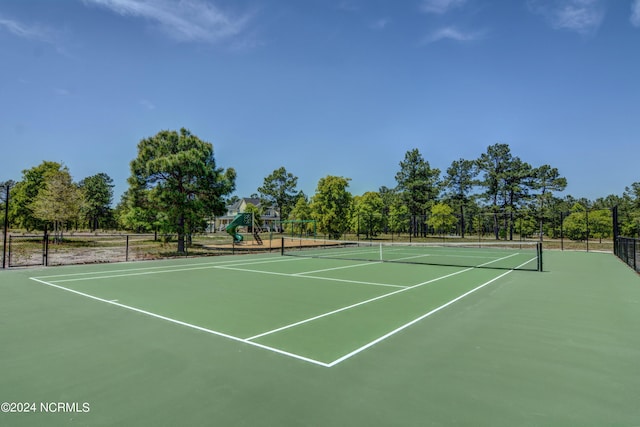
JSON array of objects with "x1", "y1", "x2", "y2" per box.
[{"x1": 1, "y1": 249, "x2": 640, "y2": 426}]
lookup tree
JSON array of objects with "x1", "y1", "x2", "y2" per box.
[
  {"x1": 627, "y1": 182, "x2": 640, "y2": 208},
  {"x1": 427, "y1": 203, "x2": 456, "y2": 237},
  {"x1": 589, "y1": 209, "x2": 612, "y2": 243},
  {"x1": 287, "y1": 194, "x2": 314, "y2": 236},
  {"x1": 1, "y1": 180, "x2": 14, "y2": 226},
  {"x1": 395, "y1": 149, "x2": 441, "y2": 237},
  {"x1": 378, "y1": 186, "x2": 397, "y2": 234},
  {"x1": 127, "y1": 128, "x2": 236, "y2": 253},
  {"x1": 310, "y1": 176, "x2": 352, "y2": 239},
  {"x1": 352, "y1": 192, "x2": 384, "y2": 239},
  {"x1": 388, "y1": 202, "x2": 410, "y2": 235},
  {"x1": 533, "y1": 165, "x2": 567, "y2": 240},
  {"x1": 620, "y1": 183, "x2": 640, "y2": 237},
  {"x1": 443, "y1": 158, "x2": 477, "y2": 238},
  {"x1": 30, "y1": 169, "x2": 82, "y2": 241},
  {"x1": 502, "y1": 157, "x2": 536, "y2": 239},
  {"x1": 477, "y1": 144, "x2": 509, "y2": 204},
  {"x1": 476, "y1": 144, "x2": 535, "y2": 240},
  {"x1": 476, "y1": 143, "x2": 512, "y2": 239},
  {"x1": 79, "y1": 172, "x2": 114, "y2": 231},
  {"x1": 503, "y1": 158, "x2": 534, "y2": 210},
  {"x1": 563, "y1": 203, "x2": 588, "y2": 241},
  {"x1": 288, "y1": 194, "x2": 311, "y2": 220},
  {"x1": 116, "y1": 188, "x2": 160, "y2": 233},
  {"x1": 9, "y1": 161, "x2": 65, "y2": 231},
  {"x1": 258, "y1": 167, "x2": 298, "y2": 220},
  {"x1": 514, "y1": 211, "x2": 538, "y2": 238}
]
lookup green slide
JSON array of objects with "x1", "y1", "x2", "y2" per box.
[{"x1": 226, "y1": 213, "x2": 253, "y2": 243}]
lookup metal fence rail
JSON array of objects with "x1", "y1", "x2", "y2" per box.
[
  {"x1": 615, "y1": 237, "x2": 639, "y2": 273},
  {"x1": 2, "y1": 232, "x2": 279, "y2": 268}
]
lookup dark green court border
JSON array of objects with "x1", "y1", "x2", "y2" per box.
[{"x1": 2, "y1": 251, "x2": 640, "y2": 426}]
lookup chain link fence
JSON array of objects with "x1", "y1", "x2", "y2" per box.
[
  {"x1": 344, "y1": 209, "x2": 615, "y2": 252},
  {"x1": 0, "y1": 208, "x2": 621, "y2": 269},
  {"x1": 614, "y1": 237, "x2": 639, "y2": 273},
  {"x1": 1, "y1": 231, "x2": 282, "y2": 268}
]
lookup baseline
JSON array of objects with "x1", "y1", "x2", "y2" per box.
[{"x1": 35, "y1": 256, "x2": 304, "y2": 284}]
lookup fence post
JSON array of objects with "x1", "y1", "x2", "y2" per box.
[
  {"x1": 560, "y1": 212, "x2": 564, "y2": 251},
  {"x1": 43, "y1": 228, "x2": 49, "y2": 267},
  {"x1": 2, "y1": 183, "x2": 10, "y2": 269},
  {"x1": 586, "y1": 210, "x2": 589, "y2": 252},
  {"x1": 612, "y1": 206, "x2": 619, "y2": 256}
]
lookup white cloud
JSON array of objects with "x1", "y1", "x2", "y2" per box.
[
  {"x1": 632, "y1": 0, "x2": 640, "y2": 27},
  {"x1": 420, "y1": 0, "x2": 467, "y2": 14},
  {"x1": 82, "y1": 0, "x2": 253, "y2": 43},
  {"x1": 54, "y1": 88, "x2": 71, "y2": 96},
  {"x1": 527, "y1": 0, "x2": 605, "y2": 34},
  {"x1": 422, "y1": 26, "x2": 484, "y2": 43},
  {"x1": 0, "y1": 14, "x2": 72, "y2": 56},
  {"x1": 0, "y1": 15, "x2": 55, "y2": 43},
  {"x1": 370, "y1": 18, "x2": 390, "y2": 30},
  {"x1": 337, "y1": 1, "x2": 360, "y2": 12},
  {"x1": 139, "y1": 99, "x2": 156, "y2": 110}
]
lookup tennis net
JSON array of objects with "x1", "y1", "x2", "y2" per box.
[{"x1": 281, "y1": 237, "x2": 543, "y2": 271}]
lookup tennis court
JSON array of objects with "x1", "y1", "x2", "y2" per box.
[{"x1": 2, "y1": 243, "x2": 640, "y2": 426}]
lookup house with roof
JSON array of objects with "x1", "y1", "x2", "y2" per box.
[{"x1": 210, "y1": 197, "x2": 281, "y2": 232}]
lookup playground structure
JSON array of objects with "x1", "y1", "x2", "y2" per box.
[
  {"x1": 225, "y1": 216, "x2": 316, "y2": 246},
  {"x1": 225, "y1": 213, "x2": 263, "y2": 245}
]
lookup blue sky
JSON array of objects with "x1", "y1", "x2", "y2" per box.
[{"x1": 1, "y1": 0, "x2": 639, "y2": 205}]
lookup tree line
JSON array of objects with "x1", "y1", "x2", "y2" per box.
[
  {"x1": 277, "y1": 146, "x2": 638, "y2": 242},
  {"x1": 2, "y1": 128, "x2": 639, "y2": 252}
]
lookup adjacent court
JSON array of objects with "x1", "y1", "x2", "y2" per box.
[{"x1": 1, "y1": 244, "x2": 639, "y2": 426}]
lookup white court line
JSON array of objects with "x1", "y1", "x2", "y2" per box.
[
  {"x1": 391, "y1": 251, "x2": 509, "y2": 260},
  {"x1": 391, "y1": 253, "x2": 433, "y2": 262},
  {"x1": 294, "y1": 261, "x2": 382, "y2": 275},
  {"x1": 32, "y1": 256, "x2": 281, "y2": 279},
  {"x1": 38, "y1": 256, "x2": 305, "y2": 283},
  {"x1": 245, "y1": 252, "x2": 522, "y2": 342},
  {"x1": 29, "y1": 252, "x2": 537, "y2": 368},
  {"x1": 214, "y1": 265, "x2": 406, "y2": 289},
  {"x1": 326, "y1": 257, "x2": 536, "y2": 367},
  {"x1": 28, "y1": 277, "x2": 331, "y2": 368},
  {"x1": 292, "y1": 247, "x2": 380, "y2": 259},
  {"x1": 244, "y1": 263, "x2": 481, "y2": 341}
]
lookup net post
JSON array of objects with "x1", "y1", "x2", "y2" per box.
[
  {"x1": 537, "y1": 242, "x2": 543, "y2": 272},
  {"x1": 280, "y1": 237, "x2": 284, "y2": 256}
]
